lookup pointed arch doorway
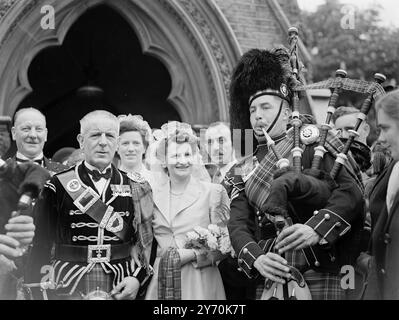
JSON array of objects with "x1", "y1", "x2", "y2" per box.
[
  {"x1": 19, "y1": 5, "x2": 178, "y2": 156},
  {"x1": 0, "y1": 0, "x2": 242, "y2": 157}
]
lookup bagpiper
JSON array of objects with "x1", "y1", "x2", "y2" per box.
[{"x1": 223, "y1": 38, "x2": 369, "y2": 299}]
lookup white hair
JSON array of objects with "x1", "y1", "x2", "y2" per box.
[{"x1": 80, "y1": 110, "x2": 119, "y2": 135}]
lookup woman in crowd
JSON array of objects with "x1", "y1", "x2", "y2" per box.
[
  {"x1": 365, "y1": 89, "x2": 399, "y2": 299},
  {"x1": 144, "y1": 121, "x2": 228, "y2": 300},
  {"x1": 117, "y1": 115, "x2": 153, "y2": 182}
]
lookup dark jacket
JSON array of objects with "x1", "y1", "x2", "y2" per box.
[
  {"x1": 365, "y1": 161, "x2": 399, "y2": 299},
  {"x1": 225, "y1": 139, "x2": 365, "y2": 279},
  {"x1": 25, "y1": 162, "x2": 146, "y2": 299}
]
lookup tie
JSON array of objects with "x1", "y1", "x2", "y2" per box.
[
  {"x1": 16, "y1": 158, "x2": 43, "y2": 166},
  {"x1": 87, "y1": 168, "x2": 112, "y2": 182}
]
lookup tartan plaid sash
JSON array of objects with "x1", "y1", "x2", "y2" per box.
[
  {"x1": 130, "y1": 179, "x2": 154, "y2": 269},
  {"x1": 245, "y1": 127, "x2": 363, "y2": 213},
  {"x1": 295, "y1": 78, "x2": 385, "y2": 100},
  {"x1": 158, "y1": 247, "x2": 182, "y2": 300},
  {"x1": 245, "y1": 129, "x2": 295, "y2": 211}
]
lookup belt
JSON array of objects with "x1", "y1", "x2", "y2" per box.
[{"x1": 55, "y1": 243, "x2": 132, "y2": 264}]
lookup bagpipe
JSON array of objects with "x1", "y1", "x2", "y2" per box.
[
  {"x1": 0, "y1": 158, "x2": 50, "y2": 227},
  {"x1": 259, "y1": 27, "x2": 386, "y2": 300}
]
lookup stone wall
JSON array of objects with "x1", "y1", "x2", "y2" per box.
[{"x1": 213, "y1": 0, "x2": 298, "y2": 53}]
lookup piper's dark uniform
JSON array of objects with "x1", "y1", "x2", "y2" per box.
[
  {"x1": 26, "y1": 162, "x2": 148, "y2": 299},
  {"x1": 223, "y1": 47, "x2": 367, "y2": 300},
  {"x1": 224, "y1": 127, "x2": 365, "y2": 300}
]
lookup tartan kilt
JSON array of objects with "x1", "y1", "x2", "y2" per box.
[
  {"x1": 255, "y1": 269, "x2": 344, "y2": 300},
  {"x1": 303, "y1": 269, "x2": 344, "y2": 300},
  {"x1": 54, "y1": 264, "x2": 113, "y2": 300}
]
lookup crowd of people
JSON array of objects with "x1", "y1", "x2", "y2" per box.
[{"x1": 0, "y1": 44, "x2": 398, "y2": 300}]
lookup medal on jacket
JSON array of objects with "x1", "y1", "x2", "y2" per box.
[{"x1": 66, "y1": 179, "x2": 81, "y2": 193}]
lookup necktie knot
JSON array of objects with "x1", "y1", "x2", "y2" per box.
[{"x1": 88, "y1": 168, "x2": 112, "y2": 182}]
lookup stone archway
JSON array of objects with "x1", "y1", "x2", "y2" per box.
[{"x1": 0, "y1": 0, "x2": 242, "y2": 125}]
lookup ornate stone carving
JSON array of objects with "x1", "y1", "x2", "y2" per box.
[
  {"x1": 0, "y1": 0, "x2": 17, "y2": 20},
  {"x1": 178, "y1": 0, "x2": 231, "y2": 96},
  {"x1": 0, "y1": 0, "x2": 39, "y2": 49},
  {"x1": 159, "y1": 0, "x2": 222, "y2": 118}
]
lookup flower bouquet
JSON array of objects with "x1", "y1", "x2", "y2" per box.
[{"x1": 184, "y1": 224, "x2": 235, "y2": 258}]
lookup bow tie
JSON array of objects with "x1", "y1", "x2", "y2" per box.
[
  {"x1": 87, "y1": 168, "x2": 112, "y2": 182},
  {"x1": 16, "y1": 158, "x2": 43, "y2": 165}
]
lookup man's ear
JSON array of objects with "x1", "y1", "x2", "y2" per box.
[
  {"x1": 11, "y1": 126, "x2": 16, "y2": 141},
  {"x1": 282, "y1": 103, "x2": 291, "y2": 121},
  {"x1": 77, "y1": 134, "x2": 84, "y2": 149}
]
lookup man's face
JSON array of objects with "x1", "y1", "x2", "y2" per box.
[
  {"x1": 249, "y1": 95, "x2": 289, "y2": 141},
  {"x1": 205, "y1": 125, "x2": 233, "y2": 166},
  {"x1": 378, "y1": 108, "x2": 399, "y2": 161},
  {"x1": 11, "y1": 110, "x2": 47, "y2": 159},
  {"x1": 78, "y1": 117, "x2": 119, "y2": 171},
  {"x1": 335, "y1": 113, "x2": 369, "y2": 144}
]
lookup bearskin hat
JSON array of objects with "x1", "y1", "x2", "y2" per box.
[{"x1": 229, "y1": 47, "x2": 294, "y2": 131}]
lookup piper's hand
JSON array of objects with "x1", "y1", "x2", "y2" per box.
[
  {"x1": 5, "y1": 214, "x2": 35, "y2": 246},
  {"x1": 253, "y1": 253, "x2": 291, "y2": 284},
  {"x1": 275, "y1": 224, "x2": 321, "y2": 254},
  {"x1": 0, "y1": 234, "x2": 23, "y2": 259},
  {"x1": 111, "y1": 276, "x2": 140, "y2": 300}
]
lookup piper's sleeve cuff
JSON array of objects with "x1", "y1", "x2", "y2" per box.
[
  {"x1": 237, "y1": 241, "x2": 264, "y2": 279},
  {"x1": 305, "y1": 209, "x2": 351, "y2": 245}
]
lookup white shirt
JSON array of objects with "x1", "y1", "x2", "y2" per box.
[
  {"x1": 386, "y1": 161, "x2": 399, "y2": 215},
  {"x1": 16, "y1": 151, "x2": 44, "y2": 165},
  {"x1": 84, "y1": 161, "x2": 112, "y2": 196}
]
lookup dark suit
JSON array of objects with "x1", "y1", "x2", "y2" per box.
[
  {"x1": 365, "y1": 161, "x2": 399, "y2": 299},
  {"x1": 10, "y1": 155, "x2": 68, "y2": 175}
]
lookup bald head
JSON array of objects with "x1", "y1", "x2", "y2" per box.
[{"x1": 14, "y1": 108, "x2": 46, "y2": 127}]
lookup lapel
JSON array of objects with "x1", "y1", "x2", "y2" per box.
[
  {"x1": 370, "y1": 160, "x2": 395, "y2": 198},
  {"x1": 43, "y1": 157, "x2": 50, "y2": 168},
  {"x1": 152, "y1": 173, "x2": 171, "y2": 223},
  {"x1": 103, "y1": 165, "x2": 122, "y2": 203},
  {"x1": 371, "y1": 162, "x2": 396, "y2": 248},
  {"x1": 171, "y1": 177, "x2": 202, "y2": 222}
]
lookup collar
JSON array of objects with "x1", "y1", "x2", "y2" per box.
[
  {"x1": 84, "y1": 161, "x2": 112, "y2": 174},
  {"x1": 220, "y1": 159, "x2": 237, "y2": 178},
  {"x1": 16, "y1": 151, "x2": 44, "y2": 161}
]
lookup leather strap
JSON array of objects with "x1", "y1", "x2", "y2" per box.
[
  {"x1": 54, "y1": 243, "x2": 131, "y2": 263},
  {"x1": 57, "y1": 170, "x2": 129, "y2": 242}
]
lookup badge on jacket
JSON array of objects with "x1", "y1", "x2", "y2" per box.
[{"x1": 110, "y1": 185, "x2": 132, "y2": 197}]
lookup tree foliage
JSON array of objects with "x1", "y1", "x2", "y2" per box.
[{"x1": 301, "y1": 0, "x2": 399, "y2": 83}]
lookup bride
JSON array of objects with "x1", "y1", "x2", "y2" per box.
[{"x1": 144, "y1": 122, "x2": 229, "y2": 300}]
